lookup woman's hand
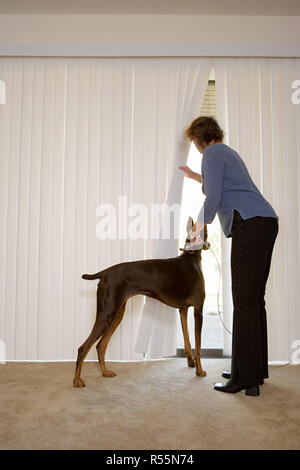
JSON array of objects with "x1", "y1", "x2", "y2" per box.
[{"x1": 179, "y1": 165, "x2": 202, "y2": 183}]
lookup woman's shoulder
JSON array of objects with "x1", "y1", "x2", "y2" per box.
[
  {"x1": 204, "y1": 143, "x2": 233, "y2": 153},
  {"x1": 203, "y1": 143, "x2": 234, "y2": 163}
]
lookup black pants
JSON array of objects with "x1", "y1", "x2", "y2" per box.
[{"x1": 230, "y1": 210, "x2": 279, "y2": 386}]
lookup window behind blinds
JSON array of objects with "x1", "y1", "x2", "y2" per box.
[{"x1": 200, "y1": 80, "x2": 216, "y2": 117}]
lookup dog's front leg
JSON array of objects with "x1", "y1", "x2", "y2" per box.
[
  {"x1": 194, "y1": 307, "x2": 206, "y2": 377},
  {"x1": 179, "y1": 308, "x2": 195, "y2": 368}
]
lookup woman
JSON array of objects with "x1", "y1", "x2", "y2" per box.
[{"x1": 180, "y1": 116, "x2": 279, "y2": 396}]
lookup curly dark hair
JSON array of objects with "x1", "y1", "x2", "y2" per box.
[{"x1": 184, "y1": 116, "x2": 224, "y2": 147}]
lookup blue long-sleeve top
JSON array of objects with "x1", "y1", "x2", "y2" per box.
[{"x1": 197, "y1": 143, "x2": 279, "y2": 238}]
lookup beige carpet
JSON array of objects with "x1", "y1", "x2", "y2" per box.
[{"x1": 0, "y1": 358, "x2": 299, "y2": 450}]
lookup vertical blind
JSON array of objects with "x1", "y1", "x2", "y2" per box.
[
  {"x1": 215, "y1": 58, "x2": 300, "y2": 362},
  {"x1": 2, "y1": 56, "x2": 297, "y2": 362},
  {"x1": 0, "y1": 57, "x2": 212, "y2": 360}
]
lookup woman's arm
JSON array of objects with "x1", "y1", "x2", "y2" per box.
[
  {"x1": 197, "y1": 149, "x2": 226, "y2": 225},
  {"x1": 179, "y1": 165, "x2": 202, "y2": 183}
]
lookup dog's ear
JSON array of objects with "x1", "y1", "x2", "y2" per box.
[
  {"x1": 186, "y1": 216, "x2": 194, "y2": 234},
  {"x1": 202, "y1": 224, "x2": 211, "y2": 250}
]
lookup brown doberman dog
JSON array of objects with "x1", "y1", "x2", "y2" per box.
[{"x1": 73, "y1": 218, "x2": 210, "y2": 387}]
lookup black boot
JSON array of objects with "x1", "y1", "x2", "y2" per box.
[
  {"x1": 221, "y1": 371, "x2": 264, "y2": 385},
  {"x1": 214, "y1": 379, "x2": 260, "y2": 396}
]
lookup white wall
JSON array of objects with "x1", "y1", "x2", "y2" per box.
[{"x1": 0, "y1": 15, "x2": 299, "y2": 56}]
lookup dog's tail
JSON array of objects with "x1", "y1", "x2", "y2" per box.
[{"x1": 82, "y1": 270, "x2": 106, "y2": 280}]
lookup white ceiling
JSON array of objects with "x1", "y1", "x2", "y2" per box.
[{"x1": 0, "y1": 0, "x2": 299, "y2": 15}]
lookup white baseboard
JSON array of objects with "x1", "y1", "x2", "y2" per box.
[{"x1": 1, "y1": 358, "x2": 169, "y2": 363}]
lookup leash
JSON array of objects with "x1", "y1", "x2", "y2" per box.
[{"x1": 206, "y1": 245, "x2": 232, "y2": 336}]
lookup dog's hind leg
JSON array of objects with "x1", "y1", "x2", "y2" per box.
[
  {"x1": 73, "y1": 318, "x2": 107, "y2": 388},
  {"x1": 194, "y1": 306, "x2": 206, "y2": 377},
  {"x1": 179, "y1": 308, "x2": 195, "y2": 368},
  {"x1": 96, "y1": 302, "x2": 126, "y2": 377}
]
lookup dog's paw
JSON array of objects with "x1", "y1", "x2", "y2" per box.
[
  {"x1": 73, "y1": 378, "x2": 86, "y2": 388},
  {"x1": 187, "y1": 357, "x2": 195, "y2": 368},
  {"x1": 196, "y1": 370, "x2": 207, "y2": 377},
  {"x1": 102, "y1": 370, "x2": 117, "y2": 378}
]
